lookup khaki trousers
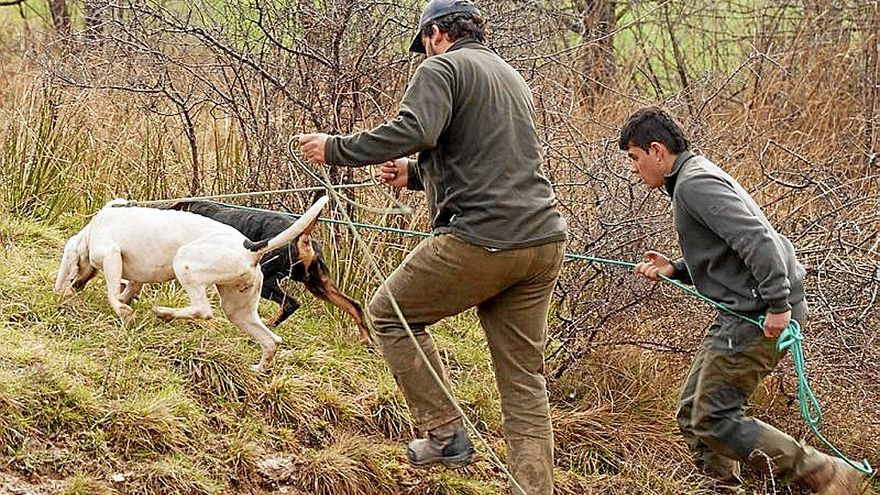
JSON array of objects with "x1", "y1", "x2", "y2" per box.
[
  {"x1": 677, "y1": 301, "x2": 826, "y2": 483},
  {"x1": 369, "y1": 234, "x2": 564, "y2": 495}
]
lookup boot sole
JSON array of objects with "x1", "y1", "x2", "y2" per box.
[{"x1": 409, "y1": 450, "x2": 475, "y2": 470}]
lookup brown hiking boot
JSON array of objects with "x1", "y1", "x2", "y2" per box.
[
  {"x1": 407, "y1": 420, "x2": 475, "y2": 469},
  {"x1": 798, "y1": 454, "x2": 866, "y2": 495}
]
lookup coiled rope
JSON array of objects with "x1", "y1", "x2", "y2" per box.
[{"x1": 548, "y1": 255, "x2": 872, "y2": 475}]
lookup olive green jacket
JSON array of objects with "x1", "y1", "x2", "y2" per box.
[
  {"x1": 666, "y1": 152, "x2": 805, "y2": 313},
  {"x1": 325, "y1": 38, "x2": 566, "y2": 249}
]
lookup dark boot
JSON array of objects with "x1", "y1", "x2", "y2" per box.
[
  {"x1": 798, "y1": 454, "x2": 865, "y2": 495},
  {"x1": 407, "y1": 419, "x2": 475, "y2": 469}
]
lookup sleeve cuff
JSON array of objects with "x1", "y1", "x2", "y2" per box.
[
  {"x1": 766, "y1": 299, "x2": 792, "y2": 314},
  {"x1": 324, "y1": 136, "x2": 343, "y2": 166},
  {"x1": 406, "y1": 158, "x2": 424, "y2": 191},
  {"x1": 672, "y1": 258, "x2": 692, "y2": 284}
]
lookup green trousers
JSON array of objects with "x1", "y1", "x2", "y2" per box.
[
  {"x1": 369, "y1": 234, "x2": 564, "y2": 495},
  {"x1": 677, "y1": 301, "x2": 826, "y2": 483}
]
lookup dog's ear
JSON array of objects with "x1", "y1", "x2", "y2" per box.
[{"x1": 54, "y1": 232, "x2": 83, "y2": 295}]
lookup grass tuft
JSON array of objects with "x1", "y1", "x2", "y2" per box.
[
  {"x1": 133, "y1": 455, "x2": 222, "y2": 495},
  {"x1": 105, "y1": 385, "x2": 204, "y2": 455},
  {"x1": 259, "y1": 434, "x2": 396, "y2": 495},
  {"x1": 60, "y1": 473, "x2": 117, "y2": 495}
]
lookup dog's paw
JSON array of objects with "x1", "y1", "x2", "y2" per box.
[
  {"x1": 151, "y1": 306, "x2": 175, "y2": 322},
  {"x1": 115, "y1": 304, "x2": 134, "y2": 322}
]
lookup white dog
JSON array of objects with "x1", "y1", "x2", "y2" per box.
[{"x1": 54, "y1": 196, "x2": 329, "y2": 372}]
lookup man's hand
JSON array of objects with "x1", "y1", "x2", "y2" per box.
[
  {"x1": 634, "y1": 250, "x2": 676, "y2": 282},
  {"x1": 378, "y1": 158, "x2": 409, "y2": 188},
  {"x1": 763, "y1": 310, "x2": 791, "y2": 339},
  {"x1": 299, "y1": 133, "x2": 330, "y2": 164}
]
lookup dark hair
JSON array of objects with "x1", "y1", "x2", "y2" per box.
[
  {"x1": 420, "y1": 12, "x2": 487, "y2": 44},
  {"x1": 617, "y1": 106, "x2": 690, "y2": 153}
]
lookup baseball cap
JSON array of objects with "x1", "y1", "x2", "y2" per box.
[{"x1": 409, "y1": 0, "x2": 482, "y2": 53}]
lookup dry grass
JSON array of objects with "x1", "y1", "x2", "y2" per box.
[
  {"x1": 0, "y1": 211, "x2": 519, "y2": 493},
  {"x1": 0, "y1": 1, "x2": 878, "y2": 493},
  {"x1": 6, "y1": 213, "x2": 871, "y2": 495},
  {"x1": 0, "y1": 184, "x2": 745, "y2": 494}
]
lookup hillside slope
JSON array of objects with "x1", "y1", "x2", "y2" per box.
[{"x1": 0, "y1": 212, "x2": 874, "y2": 495}]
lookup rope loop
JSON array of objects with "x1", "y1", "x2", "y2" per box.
[{"x1": 768, "y1": 318, "x2": 871, "y2": 474}]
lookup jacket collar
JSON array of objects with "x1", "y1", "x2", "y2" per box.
[
  {"x1": 664, "y1": 150, "x2": 695, "y2": 197},
  {"x1": 446, "y1": 37, "x2": 485, "y2": 53}
]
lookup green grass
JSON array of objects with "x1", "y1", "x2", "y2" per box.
[
  {"x1": 2, "y1": 211, "x2": 875, "y2": 494},
  {"x1": 0, "y1": 210, "x2": 504, "y2": 492},
  {"x1": 0, "y1": 207, "x2": 744, "y2": 494}
]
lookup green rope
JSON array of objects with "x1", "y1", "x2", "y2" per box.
[
  {"x1": 215, "y1": 201, "x2": 872, "y2": 475},
  {"x1": 551, "y1": 255, "x2": 872, "y2": 474},
  {"x1": 775, "y1": 321, "x2": 872, "y2": 474}
]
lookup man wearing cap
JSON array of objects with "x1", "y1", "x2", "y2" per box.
[{"x1": 299, "y1": 1, "x2": 566, "y2": 493}]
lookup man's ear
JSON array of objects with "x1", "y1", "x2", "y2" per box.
[
  {"x1": 649, "y1": 141, "x2": 667, "y2": 159},
  {"x1": 428, "y1": 24, "x2": 448, "y2": 47}
]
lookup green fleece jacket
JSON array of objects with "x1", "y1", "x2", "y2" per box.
[
  {"x1": 325, "y1": 38, "x2": 566, "y2": 249},
  {"x1": 666, "y1": 152, "x2": 806, "y2": 313}
]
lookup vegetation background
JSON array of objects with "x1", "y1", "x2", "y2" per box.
[{"x1": 0, "y1": 0, "x2": 877, "y2": 493}]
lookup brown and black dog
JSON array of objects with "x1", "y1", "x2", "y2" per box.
[{"x1": 167, "y1": 200, "x2": 371, "y2": 344}]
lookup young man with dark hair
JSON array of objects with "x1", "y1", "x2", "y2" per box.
[
  {"x1": 622, "y1": 106, "x2": 864, "y2": 494},
  {"x1": 298, "y1": 1, "x2": 566, "y2": 493}
]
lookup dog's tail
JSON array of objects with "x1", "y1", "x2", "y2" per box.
[{"x1": 244, "y1": 195, "x2": 328, "y2": 259}]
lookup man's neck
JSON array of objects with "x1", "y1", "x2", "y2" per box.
[
  {"x1": 435, "y1": 38, "x2": 454, "y2": 54},
  {"x1": 426, "y1": 34, "x2": 454, "y2": 56},
  {"x1": 661, "y1": 153, "x2": 678, "y2": 175}
]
